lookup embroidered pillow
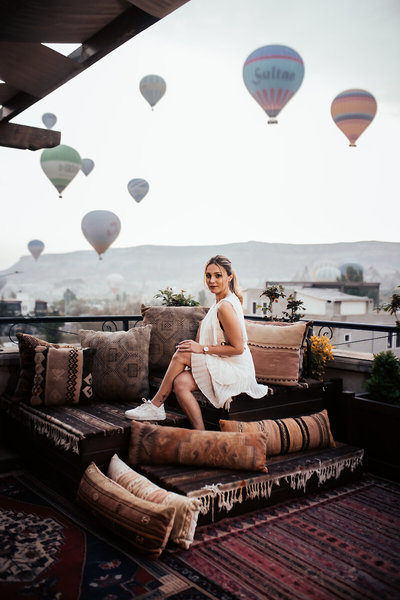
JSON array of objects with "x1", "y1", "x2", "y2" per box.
[
  {"x1": 245, "y1": 320, "x2": 311, "y2": 386},
  {"x1": 128, "y1": 421, "x2": 268, "y2": 473},
  {"x1": 107, "y1": 454, "x2": 201, "y2": 549},
  {"x1": 141, "y1": 305, "x2": 208, "y2": 376},
  {"x1": 13, "y1": 332, "x2": 77, "y2": 403},
  {"x1": 77, "y1": 462, "x2": 176, "y2": 560},
  {"x1": 78, "y1": 326, "x2": 152, "y2": 402},
  {"x1": 220, "y1": 409, "x2": 335, "y2": 456},
  {"x1": 31, "y1": 346, "x2": 95, "y2": 406}
]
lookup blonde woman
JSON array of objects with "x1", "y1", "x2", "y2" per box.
[{"x1": 125, "y1": 255, "x2": 268, "y2": 429}]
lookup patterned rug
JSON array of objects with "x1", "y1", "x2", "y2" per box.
[
  {"x1": 0, "y1": 472, "x2": 230, "y2": 600},
  {"x1": 1, "y1": 473, "x2": 399, "y2": 600},
  {"x1": 164, "y1": 477, "x2": 400, "y2": 600}
]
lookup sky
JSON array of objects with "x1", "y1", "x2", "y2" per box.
[{"x1": 1, "y1": 0, "x2": 399, "y2": 271}]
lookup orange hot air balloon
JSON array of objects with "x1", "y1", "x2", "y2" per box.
[{"x1": 331, "y1": 89, "x2": 377, "y2": 147}]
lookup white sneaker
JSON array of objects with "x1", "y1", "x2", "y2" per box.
[{"x1": 125, "y1": 399, "x2": 166, "y2": 421}]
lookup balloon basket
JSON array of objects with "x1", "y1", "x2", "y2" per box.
[
  {"x1": 268, "y1": 119, "x2": 278, "y2": 124},
  {"x1": 349, "y1": 143, "x2": 357, "y2": 147}
]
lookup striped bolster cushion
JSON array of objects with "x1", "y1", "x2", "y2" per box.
[
  {"x1": 220, "y1": 409, "x2": 335, "y2": 456},
  {"x1": 77, "y1": 462, "x2": 176, "y2": 560}
]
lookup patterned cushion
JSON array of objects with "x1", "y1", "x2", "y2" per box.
[
  {"x1": 141, "y1": 305, "x2": 208, "y2": 376},
  {"x1": 77, "y1": 462, "x2": 176, "y2": 560},
  {"x1": 128, "y1": 421, "x2": 268, "y2": 472},
  {"x1": 245, "y1": 320, "x2": 310, "y2": 386},
  {"x1": 31, "y1": 346, "x2": 95, "y2": 406},
  {"x1": 220, "y1": 409, "x2": 335, "y2": 456},
  {"x1": 13, "y1": 332, "x2": 77, "y2": 403},
  {"x1": 78, "y1": 326, "x2": 152, "y2": 402},
  {"x1": 108, "y1": 454, "x2": 201, "y2": 549}
]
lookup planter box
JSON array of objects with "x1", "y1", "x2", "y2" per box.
[{"x1": 341, "y1": 391, "x2": 400, "y2": 482}]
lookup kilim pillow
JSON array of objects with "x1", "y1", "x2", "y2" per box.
[
  {"x1": 78, "y1": 325, "x2": 152, "y2": 402},
  {"x1": 107, "y1": 454, "x2": 201, "y2": 549},
  {"x1": 220, "y1": 409, "x2": 336, "y2": 456},
  {"x1": 141, "y1": 305, "x2": 208, "y2": 376},
  {"x1": 13, "y1": 332, "x2": 77, "y2": 403},
  {"x1": 245, "y1": 320, "x2": 311, "y2": 386},
  {"x1": 128, "y1": 421, "x2": 268, "y2": 473},
  {"x1": 77, "y1": 462, "x2": 176, "y2": 560},
  {"x1": 31, "y1": 346, "x2": 95, "y2": 406}
]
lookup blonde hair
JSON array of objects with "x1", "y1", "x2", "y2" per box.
[{"x1": 204, "y1": 255, "x2": 243, "y2": 305}]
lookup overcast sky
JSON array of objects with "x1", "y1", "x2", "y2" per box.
[{"x1": 1, "y1": 0, "x2": 399, "y2": 271}]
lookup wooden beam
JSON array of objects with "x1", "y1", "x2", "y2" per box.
[{"x1": 0, "y1": 122, "x2": 61, "y2": 150}]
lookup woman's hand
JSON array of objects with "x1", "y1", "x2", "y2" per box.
[{"x1": 176, "y1": 340, "x2": 204, "y2": 353}]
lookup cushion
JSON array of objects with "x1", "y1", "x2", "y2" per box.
[
  {"x1": 76, "y1": 462, "x2": 176, "y2": 560},
  {"x1": 13, "y1": 332, "x2": 77, "y2": 403},
  {"x1": 141, "y1": 305, "x2": 208, "y2": 376},
  {"x1": 128, "y1": 421, "x2": 268, "y2": 472},
  {"x1": 78, "y1": 326, "x2": 152, "y2": 402},
  {"x1": 31, "y1": 346, "x2": 95, "y2": 406},
  {"x1": 107, "y1": 454, "x2": 201, "y2": 549},
  {"x1": 220, "y1": 409, "x2": 336, "y2": 456},
  {"x1": 245, "y1": 320, "x2": 310, "y2": 386}
]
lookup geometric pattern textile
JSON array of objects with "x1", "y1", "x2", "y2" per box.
[
  {"x1": 141, "y1": 305, "x2": 208, "y2": 376},
  {"x1": 0, "y1": 473, "x2": 220, "y2": 600},
  {"x1": 220, "y1": 408, "x2": 336, "y2": 456},
  {"x1": 31, "y1": 346, "x2": 95, "y2": 406},
  {"x1": 245, "y1": 320, "x2": 310, "y2": 386},
  {"x1": 163, "y1": 477, "x2": 400, "y2": 600},
  {"x1": 13, "y1": 332, "x2": 77, "y2": 403},
  {"x1": 78, "y1": 325, "x2": 152, "y2": 402}
]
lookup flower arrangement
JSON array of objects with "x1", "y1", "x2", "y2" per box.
[{"x1": 303, "y1": 335, "x2": 335, "y2": 381}]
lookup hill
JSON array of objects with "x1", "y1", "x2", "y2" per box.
[{"x1": 2, "y1": 240, "x2": 399, "y2": 303}]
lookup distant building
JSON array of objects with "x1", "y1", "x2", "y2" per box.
[{"x1": 0, "y1": 295, "x2": 47, "y2": 317}]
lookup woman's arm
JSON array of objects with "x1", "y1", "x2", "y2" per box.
[{"x1": 177, "y1": 301, "x2": 244, "y2": 356}]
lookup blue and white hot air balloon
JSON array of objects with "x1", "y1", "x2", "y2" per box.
[
  {"x1": 127, "y1": 178, "x2": 149, "y2": 203},
  {"x1": 28, "y1": 239, "x2": 45, "y2": 261},
  {"x1": 243, "y1": 45, "x2": 305, "y2": 124}
]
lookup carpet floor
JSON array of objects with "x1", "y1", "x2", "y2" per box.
[{"x1": 0, "y1": 471, "x2": 399, "y2": 600}]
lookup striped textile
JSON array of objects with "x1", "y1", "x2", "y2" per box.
[{"x1": 163, "y1": 477, "x2": 400, "y2": 600}]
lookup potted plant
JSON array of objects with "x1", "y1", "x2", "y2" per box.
[
  {"x1": 343, "y1": 350, "x2": 400, "y2": 481},
  {"x1": 381, "y1": 286, "x2": 400, "y2": 327},
  {"x1": 154, "y1": 287, "x2": 200, "y2": 307},
  {"x1": 303, "y1": 334, "x2": 334, "y2": 381}
]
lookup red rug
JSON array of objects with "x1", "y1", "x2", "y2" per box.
[{"x1": 163, "y1": 477, "x2": 400, "y2": 600}]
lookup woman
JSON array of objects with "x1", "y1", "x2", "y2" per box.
[{"x1": 125, "y1": 255, "x2": 269, "y2": 429}]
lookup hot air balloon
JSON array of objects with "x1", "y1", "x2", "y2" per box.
[
  {"x1": 127, "y1": 178, "x2": 149, "y2": 203},
  {"x1": 40, "y1": 144, "x2": 82, "y2": 198},
  {"x1": 81, "y1": 210, "x2": 121, "y2": 260},
  {"x1": 42, "y1": 113, "x2": 57, "y2": 129},
  {"x1": 81, "y1": 158, "x2": 95, "y2": 176},
  {"x1": 139, "y1": 75, "x2": 166, "y2": 109},
  {"x1": 28, "y1": 239, "x2": 45, "y2": 260},
  {"x1": 243, "y1": 45, "x2": 305, "y2": 124},
  {"x1": 107, "y1": 273, "x2": 125, "y2": 294},
  {"x1": 330, "y1": 89, "x2": 377, "y2": 147}
]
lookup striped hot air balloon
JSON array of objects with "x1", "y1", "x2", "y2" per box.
[
  {"x1": 127, "y1": 178, "x2": 149, "y2": 203},
  {"x1": 243, "y1": 45, "x2": 305, "y2": 124},
  {"x1": 40, "y1": 144, "x2": 82, "y2": 197},
  {"x1": 331, "y1": 89, "x2": 377, "y2": 147}
]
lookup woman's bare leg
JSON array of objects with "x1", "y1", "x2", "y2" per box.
[
  {"x1": 173, "y1": 371, "x2": 205, "y2": 430},
  {"x1": 151, "y1": 350, "x2": 192, "y2": 407}
]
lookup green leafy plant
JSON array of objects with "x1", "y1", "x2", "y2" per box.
[
  {"x1": 365, "y1": 351, "x2": 400, "y2": 405},
  {"x1": 381, "y1": 286, "x2": 400, "y2": 326},
  {"x1": 282, "y1": 294, "x2": 305, "y2": 322},
  {"x1": 259, "y1": 284, "x2": 285, "y2": 321},
  {"x1": 303, "y1": 335, "x2": 335, "y2": 381},
  {"x1": 259, "y1": 285, "x2": 304, "y2": 322},
  {"x1": 154, "y1": 287, "x2": 200, "y2": 307}
]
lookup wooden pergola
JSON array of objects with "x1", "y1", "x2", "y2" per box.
[{"x1": 0, "y1": 0, "x2": 188, "y2": 150}]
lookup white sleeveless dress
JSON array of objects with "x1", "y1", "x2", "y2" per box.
[{"x1": 191, "y1": 293, "x2": 269, "y2": 410}]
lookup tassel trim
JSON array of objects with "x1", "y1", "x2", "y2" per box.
[{"x1": 189, "y1": 450, "x2": 364, "y2": 520}]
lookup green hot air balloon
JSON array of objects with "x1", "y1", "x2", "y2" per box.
[{"x1": 40, "y1": 144, "x2": 82, "y2": 198}]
